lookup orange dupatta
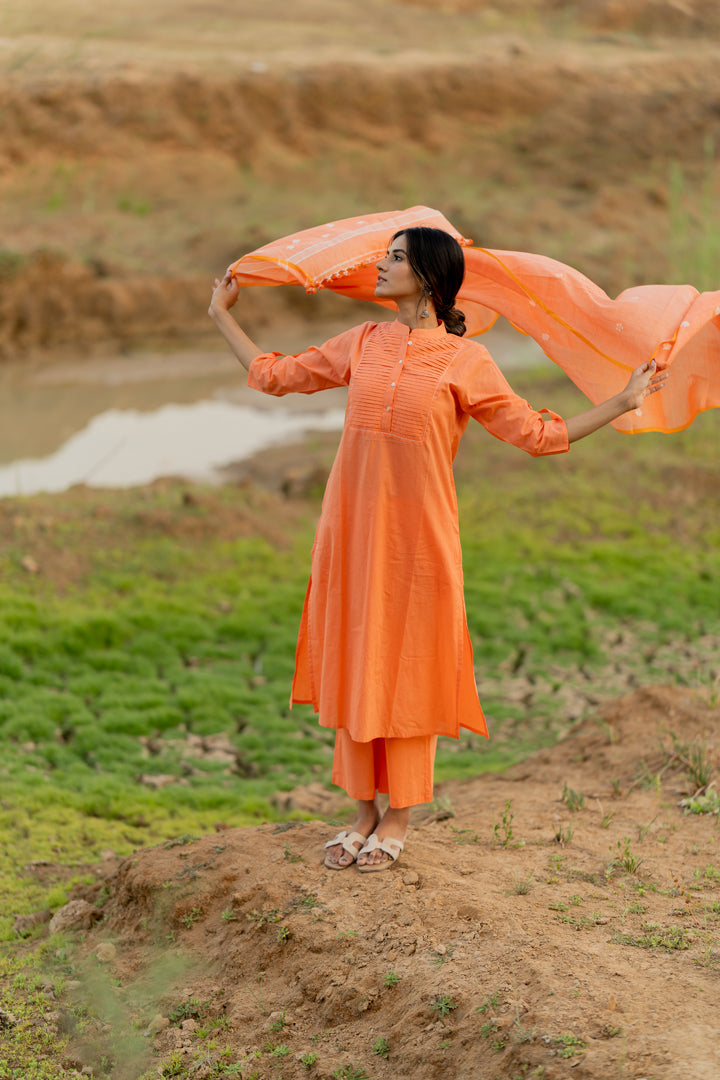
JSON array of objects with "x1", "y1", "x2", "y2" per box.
[{"x1": 228, "y1": 206, "x2": 720, "y2": 433}]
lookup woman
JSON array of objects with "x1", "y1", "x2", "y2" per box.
[{"x1": 209, "y1": 227, "x2": 667, "y2": 873}]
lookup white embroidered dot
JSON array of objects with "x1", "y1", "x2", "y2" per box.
[
  {"x1": 715, "y1": 306, "x2": 720, "y2": 316},
  {"x1": 541, "y1": 333, "x2": 550, "y2": 341},
  {"x1": 681, "y1": 320, "x2": 690, "y2": 327},
  {"x1": 635, "y1": 409, "x2": 642, "y2": 416},
  {"x1": 529, "y1": 300, "x2": 537, "y2": 307},
  {"x1": 616, "y1": 323, "x2": 623, "y2": 333}
]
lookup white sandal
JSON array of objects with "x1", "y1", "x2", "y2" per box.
[
  {"x1": 323, "y1": 830, "x2": 369, "y2": 870},
  {"x1": 357, "y1": 832, "x2": 404, "y2": 873}
]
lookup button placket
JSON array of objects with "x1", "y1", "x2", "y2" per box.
[{"x1": 381, "y1": 338, "x2": 409, "y2": 432}]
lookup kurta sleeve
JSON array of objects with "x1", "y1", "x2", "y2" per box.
[
  {"x1": 248, "y1": 322, "x2": 375, "y2": 397},
  {"x1": 451, "y1": 341, "x2": 569, "y2": 457}
]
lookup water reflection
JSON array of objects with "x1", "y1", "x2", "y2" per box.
[{"x1": 0, "y1": 400, "x2": 347, "y2": 496}]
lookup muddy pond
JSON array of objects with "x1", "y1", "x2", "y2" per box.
[{"x1": 0, "y1": 319, "x2": 547, "y2": 497}]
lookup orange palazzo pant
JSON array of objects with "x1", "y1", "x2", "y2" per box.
[{"x1": 332, "y1": 729, "x2": 438, "y2": 808}]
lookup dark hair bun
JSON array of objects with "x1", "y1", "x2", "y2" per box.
[{"x1": 438, "y1": 305, "x2": 466, "y2": 337}]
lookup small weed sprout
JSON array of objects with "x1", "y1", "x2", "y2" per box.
[
  {"x1": 681, "y1": 787, "x2": 720, "y2": 815},
  {"x1": 561, "y1": 782, "x2": 585, "y2": 813},
  {"x1": 247, "y1": 907, "x2": 281, "y2": 927},
  {"x1": 161, "y1": 1052, "x2": 185, "y2": 1077},
  {"x1": 168, "y1": 998, "x2": 205, "y2": 1025},
  {"x1": 300, "y1": 1050, "x2": 318, "y2": 1069},
  {"x1": 383, "y1": 970, "x2": 400, "y2": 988},
  {"x1": 479, "y1": 1019, "x2": 499, "y2": 1038},
  {"x1": 552, "y1": 824, "x2": 573, "y2": 845},
  {"x1": 673, "y1": 736, "x2": 712, "y2": 793},
  {"x1": 430, "y1": 944, "x2": 456, "y2": 965},
  {"x1": 332, "y1": 1068, "x2": 369, "y2": 1080},
  {"x1": 510, "y1": 870, "x2": 535, "y2": 895},
  {"x1": 607, "y1": 836, "x2": 642, "y2": 876},
  {"x1": 245, "y1": 980, "x2": 270, "y2": 1016},
  {"x1": 430, "y1": 995, "x2": 458, "y2": 1017},
  {"x1": 627, "y1": 901, "x2": 647, "y2": 914},
  {"x1": 268, "y1": 1010, "x2": 285, "y2": 1032},
  {"x1": 600, "y1": 811, "x2": 615, "y2": 829},
  {"x1": 636, "y1": 815, "x2": 657, "y2": 841},
  {"x1": 283, "y1": 843, "x2": 304, "y2": 863},
  {"x1": 476, "y1": 990, "x2": 501, "y2": 1013},
  {"x1": 450, "y1": 825, "x2": 480, "y2": 844},
  {"x1": 493, "y1": 800, "x2": 522, "y2": 847},
  {"x1": 372, "y1": 1037, "x2": 390, "y2": 1058},
  {"x1": 554, "y1": 1032, "x2": 586, "y2": 1058},
  {"x1": 276, "y1": 925, "x2": 291, "y2": 943},
  {"x1": 429, "y1": 795, "x2": 455, "y2": 820},
  {"x1": 181, "y1": 906, "x2": 203, "y2": 928},
  {"x1": 513, "y1": 1015, "x2": 536, "y2": 1044}
]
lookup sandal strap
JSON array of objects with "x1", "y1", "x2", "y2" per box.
[
  {"x1": 324, "y1": 830, "x2": 367, "y2": 855},
  {"x1": 358, "y1": 833, "x2": 404, "y2": 861}
]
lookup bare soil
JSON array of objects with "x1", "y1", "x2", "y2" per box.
[{"x1": 52, "y1": 685, "x2": 720, "y2": 1080}]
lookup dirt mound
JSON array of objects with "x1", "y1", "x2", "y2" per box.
[{"x1": 52, "y1": 685, "x2": 720, "y2": 1079}]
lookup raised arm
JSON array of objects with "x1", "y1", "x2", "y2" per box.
[
  {"x1": 565, "y1": 359, "x2": 669, "y2": 443},
  {"x1": 208, "y1": 271, "x2": 261, "y2": 372}
]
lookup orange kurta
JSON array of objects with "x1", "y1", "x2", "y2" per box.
[{"x1": 248, "y1": 319, "x2": 568, "y2": 742}]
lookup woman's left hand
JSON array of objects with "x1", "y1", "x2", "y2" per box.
[{"x1": 621, "y1": 359, "x2": 670, "y2": 412}]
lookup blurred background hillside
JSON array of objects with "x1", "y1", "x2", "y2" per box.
[{"x1": 2, "y1": 0, "x2": 720, "y2": 356}]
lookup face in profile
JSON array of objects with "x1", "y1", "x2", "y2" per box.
[{"x1": 375, "y1": 235, "x2": 423, "y2": 304}]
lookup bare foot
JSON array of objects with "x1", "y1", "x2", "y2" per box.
[
  {"x1": 324, "y1": 799, "x2": 379, "y2": 868},
  {"x1": 356, "y1": 806, "x2": 410, "y2": 868}
]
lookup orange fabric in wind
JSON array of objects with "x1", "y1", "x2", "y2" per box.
[{"x1": 230, "y1": 205, "x2": 720, "y2": 434}]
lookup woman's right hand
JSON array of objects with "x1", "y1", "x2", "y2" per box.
[
  {"x1": 207, "y1": 269, "x2": 262, "y2": 372},
  {"x1": 208, "y1": 270, "x2": 240, "y2": 319}
]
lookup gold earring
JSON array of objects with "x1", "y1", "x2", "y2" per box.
[{"x1": 420, "y1": 290, "x2": 430, "y2": 318}]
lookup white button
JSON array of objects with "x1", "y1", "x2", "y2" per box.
[
  {"x1": 386, "y1": 406, "x2": 391, "y2": 411},
  {"x1": 391, "y1": 381, "x2": 395, "y2": 387},
  {"x1": 398, "y1": 359, "x2": 403, "y2": 365},
  {"x1": 408, "y1": 340, "x2": 413, "y2": 345}
]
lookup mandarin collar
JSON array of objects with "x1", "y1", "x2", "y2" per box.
[{"x1": 392, "y1": 319, "x2": 448, "y2": 337}]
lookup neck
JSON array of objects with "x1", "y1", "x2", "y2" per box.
[{"x1": 396, "y1": 296, "x2": 439, "y2": 330}]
